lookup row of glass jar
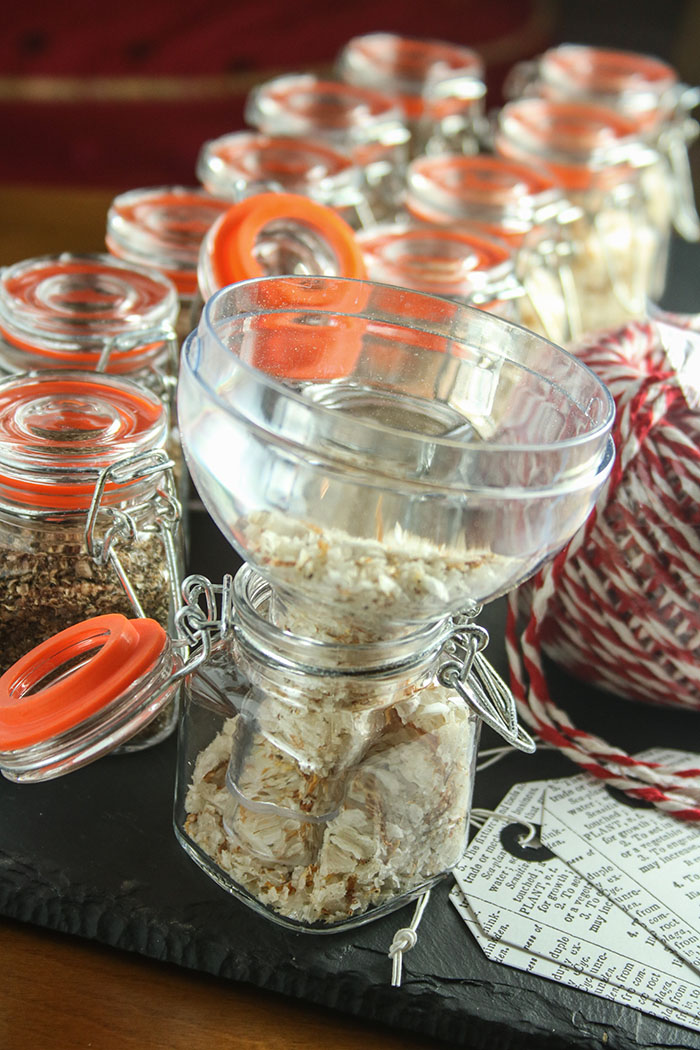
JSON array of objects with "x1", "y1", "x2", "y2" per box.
[{"x1": 2, "y1": 38, "x2": 696, "y2": 395}]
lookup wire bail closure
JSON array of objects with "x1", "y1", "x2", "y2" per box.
[
  {"x1": 84, "y1": 447, "x2": 183, "y2": 619},
  {"x1": 438, "y1": 613, "x2": 536, "y2": 753}
]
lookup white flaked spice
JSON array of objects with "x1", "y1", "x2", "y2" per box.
[
  {"x1": 184, "y1": 683, "x2": 474, "y2": 925},
  {"x1": 241, "y1": 509, "x2": 509, "y2": 636}
]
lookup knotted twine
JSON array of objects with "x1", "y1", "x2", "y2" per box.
[{"x1": 505, "y1": 319, "x2": 700, "y2": 819}]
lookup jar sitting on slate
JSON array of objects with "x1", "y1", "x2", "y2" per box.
[{"x1": 0, "y1": 370, "x2": 183, "y2": 750}]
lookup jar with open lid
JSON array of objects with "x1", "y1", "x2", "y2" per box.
[
  {"x1": 505, "y1": 43, "x2": 700, "y2": 243},
  {"x1": 105, "y1": 186, "x2": 231, "y2": 345},
  {"x1": 404, "y1": 153, "x2": 582, "y2": 344},
  {"x1": 356, "y1": 221, "x2": 524, "y2": 323},
  {"x1": 196, "y1": 192, "x2": 367, "y2": 303},
  {"x1": 494, "y1": 98, "x2": 669, "y2": 334},
  {"x1": 196, "y1": 130, "x2": 373, "y2": 231},
  {"x1": 0, "y1": 370, "x2": 183, "y2": 750},
  {"x1": 176, "y1": 565, "x2": 484, "y2": 931},
  {"x1": 243, "y1": 76, "x2": 411, "y2": 224},
  {"x1": 170, "y1": 274, "x2": 614, "y2": 930},
  {"x1": 336, "y1": 33, "x2": 485, "y2": 159}
]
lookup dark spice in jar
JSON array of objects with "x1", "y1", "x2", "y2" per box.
[{"x1": 0, "y1": 523, "x2": 171, "y2": 676}]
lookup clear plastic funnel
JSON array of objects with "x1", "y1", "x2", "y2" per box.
[{"x1": 178, "y1": 276, "x2": 614, "y2": 628}]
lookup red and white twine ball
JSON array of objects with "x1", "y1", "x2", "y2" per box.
[{"x1": 506, "y1": 319, "x2": 700, "y2": 819}]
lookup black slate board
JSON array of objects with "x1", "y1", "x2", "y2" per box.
[
  {"x1": 3, "y1": 241, "x2": 700, "y2": 1050},
  {"x1": 2, "y1": 503, "x2": 700, "y2": 1050}
]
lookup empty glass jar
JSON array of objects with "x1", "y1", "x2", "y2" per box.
[
  {"x1": 196, "y1": 130, "x2": 372, "y2": 231},
  {"x1": 357, "y1": 221, "x2": 523, "y2": 321},
  {"x1": 105, "y1": 186, "x2": 230, "y2": 344},
  {"x1": 336, "y1": 32, "x2": 485, "y2": 160}
]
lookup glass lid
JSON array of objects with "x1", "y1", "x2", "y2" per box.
[
  {"x1": 0, "y1": 253, "x2": 178, "y2": 370},
  {"x1": 0, "y1": 370, "x2": 167, "y2": 509}
]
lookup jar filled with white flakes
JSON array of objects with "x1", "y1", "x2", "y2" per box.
[
  {"x1": 506, "y1": 43, "x2": 700, "y2": 246},
  {"x1": 495, "y1": 98, "x2": 671, "y2": 335},
  {"x1": 176, "y1": 566, "x2": 481, "y2": 930}
]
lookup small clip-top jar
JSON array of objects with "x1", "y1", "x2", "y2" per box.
[
  {"x1": 336, "y1": 33, "x2": 485, "y2": 159},
  {"x1": 357, "y1": 222, "x2": 524, "y2": 322},
  {"x1": 105, "y1": 186, "x2": 230, "y2": 343},
  {"x1": 0, "y1": 253, "x2": 179, "y2": 393},
  {"x1": 495, "y1": 98, "x2": 669, "y2": 334},
  {"x1": 176, "y1": 565, "x2": 481, "y2": 931},
  {"x1": 404, "y1": 154, "x2": 581, "y2": 343},
  {"x1": 196, "y1": 130, "x2": 371, "y2": 231},
  {"x1": 0, "y1": 370, "x2": 183, "y2": 748},
  {"x1": 244, "y1": 76, "x2": 411, "y2": 223},
  {"x1": 507, "y1": 43, "x2": 700, "y2": 243}
]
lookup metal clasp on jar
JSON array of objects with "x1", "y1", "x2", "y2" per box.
[
  {"x1": 84, "y1": 447, "x2": 183, "y2": 619},
  {"x1": 438, "y1": 611, "x2": 535, "y2": 753},
  {"x1": 169, "y1": 573, "x2": 235, "y2": 683}
]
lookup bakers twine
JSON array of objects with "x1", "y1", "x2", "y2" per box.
[{"x1": 506, "y1": 320, "x2": 700, "y2": 820}]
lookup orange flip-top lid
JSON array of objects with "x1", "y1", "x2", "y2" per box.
[
  {"x1": 0, "y1": 614, "x2": 168, "y2": 750},
  {"x1": 206, "y1": 192, "x2": 367, "y2": 290}
]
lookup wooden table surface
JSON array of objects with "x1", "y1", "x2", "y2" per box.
[{"x1": 0, "y1": 183, "x2": 451, "y2": 1050}]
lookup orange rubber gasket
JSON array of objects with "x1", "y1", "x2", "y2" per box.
[
  {"x1": 0, "y1": 614, "x2": 167, "y2": 750},
  {"x1": 208, "y1": 192, "x2": 367, "y2": 293}
]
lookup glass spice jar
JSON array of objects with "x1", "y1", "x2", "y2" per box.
[
  {"x1": 175, "y1": 564, "x2": 484, "y2": 932},
  {"x1": 0, "y1": 253, "x2": 184, "y2": 492},
  {"x1": 356, "y1": 221, "x2": 524, "y2": 322},
  {"x1": 336, "y1": 33, "x2": 485, "y2": 160},
  {"x1": 403, "y1": 153, "x2": 582, "y2": 344},
  {"x1": 494, "y1": 98, "x2": 669, "y2": 335},
  {"x1": 243, "y1": 77, "x2": 411, "y2": 224},
  {"x1": 196, "y1": 130, "x2": 372, "y2": 231},
  {"x1": 105, "y1": 186, "x2": 231, "y2": 345},
  {"x1": 0, "y1": 370, "x2": 183, "y2": 750},
  {"x1": 505, "y1": 43, "x2": 700, "y2": 244}
]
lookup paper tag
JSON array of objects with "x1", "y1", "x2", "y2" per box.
[
  {"x1": 541, "y1": 761, "x2": 700, "y2": 972},
  {"x1": 454, "y1": 781, "x2": 700, "y2": 1025},
  {"x1": 451, "y1": 885, "x2": 700, "y2": 1034}
]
